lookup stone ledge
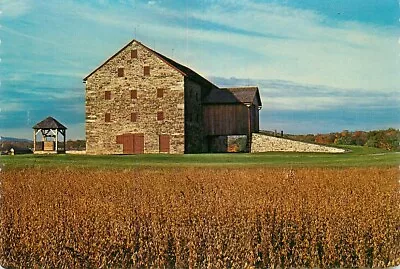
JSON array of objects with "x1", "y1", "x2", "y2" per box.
[{"x1": 251, "y1": 133, "x2": 345, "y2": 153}]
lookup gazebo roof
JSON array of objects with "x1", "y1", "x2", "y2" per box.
[{"x1": 32, "y1": 116, "x2": 67, "y2": 130}]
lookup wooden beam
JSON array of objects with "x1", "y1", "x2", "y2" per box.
[
  {"x1": 247, "y1": 104, "x2": 251, "y2": 152},
  {"x1": 33, "y1": 129, "x2": 36, "y2": 152},
  {"x1": 63, "y1": 130, "x2": 66, "y2": 153},
  {"x1": 55, "y1": 130, "x2": 58, "y2": 153}
]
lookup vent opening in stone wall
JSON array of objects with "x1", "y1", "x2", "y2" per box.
[
  {"x1": 131, "y1": 112, "x2": 137, "y2": 122},
  {"x1": 105, "y1": 113, "x2": 111, "y2": 122},
  {"x1": 157, "y1": 88, "x2": 164, "y2": 98},
  {"x1": 118, "y1": 68, "x2": 124, "y2": 77},
  {"x1": 131, "y1": 49, "x2": 137, "y2": 59},
  {"x1": 105, "y1": 91, "x2": 111, "y2": 100},
  {"x1": 144, "y1": 66, "x2": 150, "y2": 76},
  {"x1": 157, "y1": 111, "x2": 164, "y2": 121},
  {"x1": 131, "y1": 90, "x2": 137, "y2": 99}
]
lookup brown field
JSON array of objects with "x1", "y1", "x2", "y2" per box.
[{"x1": 0, "y1": 167, "x2": 399, "y2": 268}]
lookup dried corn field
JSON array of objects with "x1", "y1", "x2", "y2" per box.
[{"x1": 0, "y1": 167, "x2": 399, "y2": 268}]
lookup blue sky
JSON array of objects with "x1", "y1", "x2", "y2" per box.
[{"x1": 0, "y1": 0, "x2": 399, "y2": 139}]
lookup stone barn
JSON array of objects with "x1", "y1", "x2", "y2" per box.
[{"x1": 83, "y1": 39, "x2": 261, "y2": 154}]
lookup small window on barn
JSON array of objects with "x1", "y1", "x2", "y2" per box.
[
  {"x1": 157, "y1": 111, "x2": 164, "y2": 121},
  {"x1": 118, "y1": 68, "x2": 124, "y2": 77},
  {"x1": 131, "y1": 49, "x2": 138, "y2": 59},
  {"x1": 105, "y1": 113, "x2": 111, "y2": 122},
  {"x1": 157, "y1": 88, "x2": 164, "y2": 98},
  {"x1": 105, "y1": 91, "x2": 111, "y2": 100},
  {"x1": 131, "y1": 112, "x2": 137, "y2": 122},
  {"x1": 131, "y1": 89, "x2": 137, "y2": 99},
  {"x1": 144, "y1": 66, "x2": 150, "y2": 76}
]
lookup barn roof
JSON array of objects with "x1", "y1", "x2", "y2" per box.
[
  {"x1": 32, "y1": 117, "x2": 67, "y2": 130},
  {"x1": 83, "y1": 39, "x2": 217, "y2": 89},
  {"x1": 204, "y1": 87, "x2": 262, "y2": 106}
]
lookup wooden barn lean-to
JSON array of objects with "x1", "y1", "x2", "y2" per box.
[{"x1": 83, "y1": 39, "x2": 262, "y2": 154}]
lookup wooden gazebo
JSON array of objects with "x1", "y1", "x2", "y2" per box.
[{"x1": 32, "y1": 117, "x2": 67, "y2": 154}]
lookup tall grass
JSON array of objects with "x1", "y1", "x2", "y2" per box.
[{"x1": 1, "y1": 167, "x2": 399, "y2": 268}]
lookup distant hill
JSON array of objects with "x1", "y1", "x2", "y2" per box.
[
  {"x1": 0, "y1": 137, "x2": 33, "y2": 154},
  {"x1": 0, "y1": 136, "x2": 32, "y2": 142}
]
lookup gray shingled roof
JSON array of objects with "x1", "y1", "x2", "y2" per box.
[
  {"x1": 203, "y1": 88, "x2": 239, "y2": 104},
  {"x1": 203, "y1": 87, "x2": 262, "y2": 106},
  {"x1": 32, "y1": 117, "x2": 67, "y2": 129}
]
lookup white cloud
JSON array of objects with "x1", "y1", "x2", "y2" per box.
[
  {"x1": 0, "y1": 0, "x2": 33, "y2": 17},
  {"x1": 13, "y1": 88, "x2": 83, "y2": 100},
  {"x1": 0, "y1": 25, "x2": 63, "y2": 48},
  {"x1": 0, "y1": 101, "x2": 23, "y2": 112},
  {"x1": 60, "y1": 0, "x2": 398, "y2": 92},
  {"x1": 263, "y1": 95, "x2": 399, "y2": 111},
  {"x1": 213, "y1": 77, "x2": 399, "y2": 112},
  {"x1": 181, "y1": 1, "x2": 398, "y2": 91}
]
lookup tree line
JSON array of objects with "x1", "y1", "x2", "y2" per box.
[
  {"x1": 285, "y1": 128, "x2": 399, "y2": 151},
  {"x1": 0, "y1": 140, "x2": 86, "y2": 154}
]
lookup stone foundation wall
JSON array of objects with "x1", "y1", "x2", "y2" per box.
[{"x1": 251, "y1": 133, "x2": 346, "y2": 153}]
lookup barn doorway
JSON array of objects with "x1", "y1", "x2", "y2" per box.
[
  {"x1": 116, "y1": 133, "x2": 144, "y2": 154},
  {"x1": 159, "y1": 135, "x2": 170, "y2": 153}
]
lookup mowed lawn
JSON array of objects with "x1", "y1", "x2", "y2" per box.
[{"x1": 1, "y1": 145, "x2": 398, "y2": 169}]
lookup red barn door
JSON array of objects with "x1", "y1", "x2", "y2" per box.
[
  {"x1": 116, "y1": 133, "x2": 144, "y2": 154},
  {"x1": 123, "y1": 134, "x2": 134, "y2": 154},
  {"x1": 159, "y1": 135, "x2": 170, "y2": 153},
  {"x1": 134, "y1": 134, "x2": 144, "y2": 154}
]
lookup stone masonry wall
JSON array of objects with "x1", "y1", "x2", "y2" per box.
[
  {"x1": 251, "y1": 133, "x2": 346, "y2": 153},
  {"x1": 184, "y1": 78, "x2": 207, "y2": 153},
  {"x1": 85, "y1": 41, "x2": 185, "y2": 154}
]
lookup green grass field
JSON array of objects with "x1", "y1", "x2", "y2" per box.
[{"x1": 1, "y1": 145, "x2": 398, "y2": 169}]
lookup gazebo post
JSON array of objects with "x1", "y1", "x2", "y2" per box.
[
  {"x1": 33, "y1": 129, "x2": 36, "y2": 152},
  {"x1": 55, "y1": 129, "x2": 58, "y2": 153},
  {"x1": 63, "y1": 130, "x2": 66, "y2": 153}
]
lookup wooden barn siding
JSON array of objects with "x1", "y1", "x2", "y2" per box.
[
  {"x1": 203, "y1": 104, "x2": 249, "y2": 136},
  {"x1": 251, "y1": 105, "x2": 259, "y2": 133},
  {"x1": 250, "y1": 94, "x2": 260, "y2": 133}
]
